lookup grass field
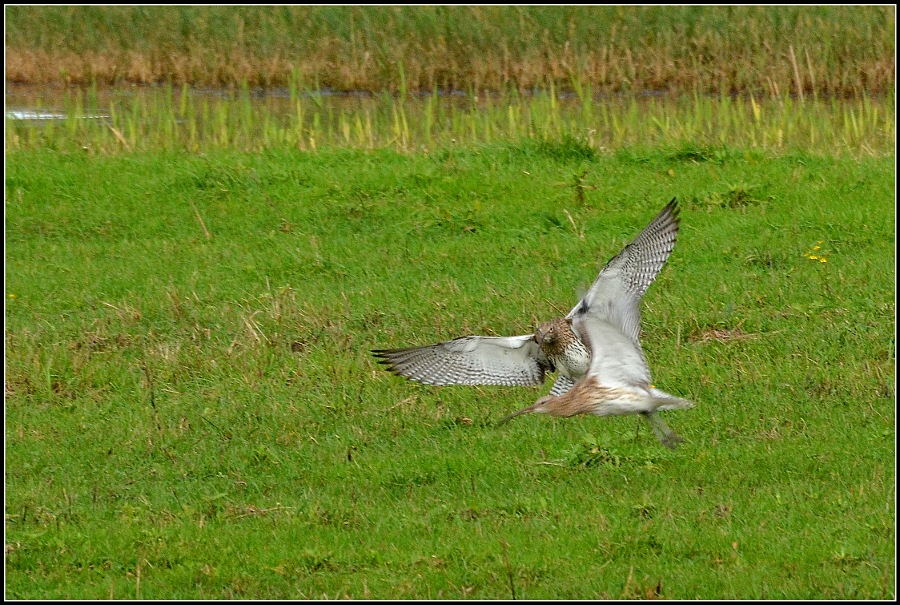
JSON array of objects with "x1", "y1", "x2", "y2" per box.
[
  {"x1": 3, "y1": 5, "x2": 896, "y2": 598},
  {"x1": 5, "y1": 143, "x2": 895, "y2": 598}
]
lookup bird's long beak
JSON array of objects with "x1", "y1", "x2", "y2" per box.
[
  {"x1": 497, "y1": 405, "x2": 534, "y2": 425},
  {"x1": 497, "y1": 397, "x2": 549, "y2": 426}
]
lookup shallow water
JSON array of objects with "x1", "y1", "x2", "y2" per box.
[
  {"x1": 5, "y1": 83, "x2": 893, "y2": 155},
  {"x1": 4, "y1": 83, "x2": 614, "y2": 122}
]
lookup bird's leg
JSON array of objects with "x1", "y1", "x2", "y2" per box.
[{"x1": 641, "y1": 411, "x2": 684, "y2": 450}]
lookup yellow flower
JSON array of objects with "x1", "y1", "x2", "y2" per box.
[
  {"x1": 820, "y1": 258, "x2": 827, "y2": 263},
  {"x1": 809, "y1": 255, "x2": 819, "y2": 260},
  {"x1": 7, "y1": 294, "x2": 14, "y2": 299}
]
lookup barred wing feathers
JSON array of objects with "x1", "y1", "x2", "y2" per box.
[
  {"x1": 372, "y1": 335, "x2": 552, "y2": 387},
  {"x1": 568, "y1": 198, "x2": 680, "y2": 345}
]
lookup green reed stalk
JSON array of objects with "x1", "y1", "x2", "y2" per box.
[{"x1": 5, "y1": 84, "x2": 894, "y2": 156}]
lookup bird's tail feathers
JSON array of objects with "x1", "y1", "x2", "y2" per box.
[{"x1": 649, "y1": 388, "x2": 694, "y2": 411}]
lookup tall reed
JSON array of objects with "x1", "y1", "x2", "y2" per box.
[{"x1": 5, "y1": 6, "x2": 894, "y2": 97}]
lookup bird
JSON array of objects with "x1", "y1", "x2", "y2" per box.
[{"x1": 372, "y1": 198, "x2": 692, "y2": 448}]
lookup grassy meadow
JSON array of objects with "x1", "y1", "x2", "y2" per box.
[
  {"x1": 5, "y1": 142, "x2": 895, "y2": 598},
  {"x1": 4, "y1": 4, "x2": 897, "y2": 600}
]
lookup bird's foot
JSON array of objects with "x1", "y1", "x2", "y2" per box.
[{"x1": 658, "y1": 432, "x2": 684, "y2": 450}]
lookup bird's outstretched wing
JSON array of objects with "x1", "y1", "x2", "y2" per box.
[
  {"x1": 568, "y1": 198, "x2": 680, "y2": 344},
  {"x1": 372, "y1": 335, "x2": 552, "y2": 387}
]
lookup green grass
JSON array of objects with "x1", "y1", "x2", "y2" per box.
[
  {"x1": 5, "y1": 6, "x2": 895, "y2": 95},
  {"x1": 5, "y1": 145, "x2": 895, "y2": 598}
]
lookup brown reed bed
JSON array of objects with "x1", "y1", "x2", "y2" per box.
[{"x1": 4, "y1": 6, "x2": 895, "y2": 97}]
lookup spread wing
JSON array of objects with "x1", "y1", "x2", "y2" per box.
[
  {"x1": 372, "y1": 335, "x2": 552, "y2": 387},
  {"x1": 567, "y1": 198, "x2": 680, "y2": 345}
]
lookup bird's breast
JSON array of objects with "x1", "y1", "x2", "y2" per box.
[{"x1": 552, "y1": 339, "x2": 591, "y2": 379}]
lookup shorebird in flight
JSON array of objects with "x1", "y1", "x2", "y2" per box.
[{"x1": 373, "y1": 199, "x2": 693, "y2": 448}]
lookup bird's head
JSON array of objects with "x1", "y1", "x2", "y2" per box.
[
  {"x1": 534, "y1": 321, "x2": 555, "y2": 345},
  {"x1": 498, "y1": 380, "x2": 598, "y2": 425},
  {"x1": 534, "y1": 318, "x2": 572, "y2": 354}
]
